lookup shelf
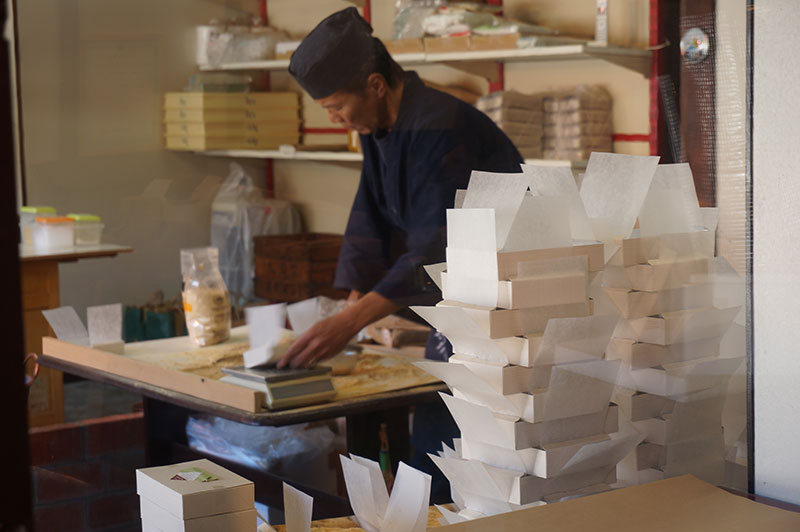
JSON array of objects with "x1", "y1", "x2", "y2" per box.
[
  {"x1": 198, "y1": 43, "x2": 651, "y2": 78},
  {"x1": 199, "y1": 149, "x2": 363, "y2": 162},
  {"x1": 195, "y1": 149, "x2": 585, "y2": 168}
]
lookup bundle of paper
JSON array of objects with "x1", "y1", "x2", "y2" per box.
[
  {"x1": 412, "y1": 165, "x2": 651, "y2": 521},
  {"x1": 541, "y1": 85, "x2": 612, "y2": 161},
  {"x1": 594, "y1": 162, "x2": 746, "y2": 487},
  {"x1": 136, "y1": 459, "x2": 256, "y2": 532},
  {"x1": 476, "y1": 91, "x2": 544, "y2": 159},
  {"x1": 163, "y1": 92, "x2": 301, "y2": 151}
]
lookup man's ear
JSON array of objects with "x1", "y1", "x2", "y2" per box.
[{"x1": 366, "y1": 72, "x2": 388, "y2": 98}]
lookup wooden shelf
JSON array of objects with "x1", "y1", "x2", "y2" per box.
[
  {"x1": 198, "y1": 44, "x2": 651, "y2": 78},
  {"x1": 195, "y1": 148, "x2": 586, "y2": 168},
  {"x1": 198, "y1": 149, "x2": 363, "y2": 162}
]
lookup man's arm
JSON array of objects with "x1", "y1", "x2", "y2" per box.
[{"x1": 276, "y1": 290, "x2": 399, "y2": 368}]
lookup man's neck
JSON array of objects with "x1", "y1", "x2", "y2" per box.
[{"x1": 379, "y1": 81, "x2": 404, "y2": 131}]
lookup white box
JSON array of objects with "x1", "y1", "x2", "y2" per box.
[
  {"x1": 449, "y1": 354, "x2": 552, "y2": 394},
  {"x1": 612, "y1": 391, "x2": 674, "y2": 422},
  {"x1": 628, "y1": 306, "x2": 739, "y2": 346},
  {"x1": 608, "y1": 337, "x2": 720, "y2": 369},
  {"x1": 136, "y1": 459, "x2": 254, "y2": 520},
  {"x1": 624, "y1": 257, "x2": 710, "y2": 292},
  {"x1": 437, "y1": 299, "x2": 592, "y2": 339},
  {"x1": 140, "y1": 497, "x2": 256, "y2": 532}
]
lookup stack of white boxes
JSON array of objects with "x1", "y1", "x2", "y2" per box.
[
  {"x1": 413, "y1": 168, "x2": 642, "y2": 522},
  {"x1": 136, "y1": 459, "x2": 256, "y2": 532},
  {"x1": 163, "y1": 92, "x2": 301, "y2": 151},
  {"x1": 542, "y1": 85, "x2": 613, "y2": 161},
  {"x1": 599, "y1": 164, "x2": 745, "y2": 487},
  {"x1": 476, "y1": 91, "x2": 544, "y2": 160}
]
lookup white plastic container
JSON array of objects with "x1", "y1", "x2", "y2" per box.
[
  {"x1": 32, "y1": 216, "x2": 74, "y2": 251},
  {"x1": 19, "y1": 206, "x2": 56, "y2": 248},
  {"x1": 67, "y1": 213, "x2": 104, "y2": 245}
]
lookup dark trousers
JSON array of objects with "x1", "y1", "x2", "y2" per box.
[{"x1": 409, "y1": 332, "x2": 459, "y2": 504}]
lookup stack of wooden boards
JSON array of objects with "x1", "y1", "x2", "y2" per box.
[
  {"x1": 475, "y1": 86, "x2": 613, "y2": 161},
  {"x1": 163, "y1": 92, "x2": 300, "y2": 151}
]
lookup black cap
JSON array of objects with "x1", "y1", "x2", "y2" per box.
[{"x1": 289, "y1": 7, "x2": 376, "y2": 99}]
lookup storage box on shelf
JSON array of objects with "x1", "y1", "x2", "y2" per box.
[
  {"x1": 163, "y1": 92, "x2": 301, "y2": 151},
  {"x1": 253, "y1": 233, "x2": 347, "y2": 302}
]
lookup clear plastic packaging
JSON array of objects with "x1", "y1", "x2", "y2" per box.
[
  {"x1": 67, "y1": 213, "x2": 104, "y2": 245},
  {"x1": 32, "y1": 216, "x2": 74, "y2": 251},
  {"x1": 181, "y1": 247, "x2": 231, "y2": 347},
  {"x1": 19, "y1": 206, "x2": 56, "y2": 248}
]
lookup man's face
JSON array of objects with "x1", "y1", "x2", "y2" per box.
[{"x1": 316, "y1": 88, "x2": 380, "y2": 135}]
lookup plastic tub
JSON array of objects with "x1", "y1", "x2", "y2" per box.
[
  {"x1": 67, "y1": 213, "x2": 104, "y2": 245},
  {"x1": 19, "y1": 206, "x2": 56, "y2": 247},
  {"x1": 32, "y1": 216, "x2": 74, "y2": 251}
]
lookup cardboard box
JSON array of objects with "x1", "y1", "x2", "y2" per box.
[
  {"x1": 165, "y1": 134, "x2": 300, "y2": 151},
  {"x1": 498, "y1": 271, "x2": 588, "y2": 309},
  {"x1": 136, "y1": 459, "x2": 254, "y2": 520},
  {"x1": 453, "y1": 388, "x2": 547, "y2": 424},
  {"x1": 163, "y1": 107, "x2": 300, "y2": 123},
  {"x1": 163, "y1": 92, "x2": 299, "y2": 110},
  {"x1": 165, "y1": 120, "x2": 301, "y2": 137},
  {"x1": 438, "y1": 299, "x2": 592, "y2": 339},
  {"x1": 497, "y1": 242, "x2": 604, "y2": 279},
  {"x1": 385, "y1": 38, "x2": 425, "y2": 55},
  {"x1": 468, "y1": 33, "x2": 519, "y2": 51},
  {"x1": 140, "y1": 497, "x2": 256, "y2": 532},
  {"x1": 624, "y1": 257, "x2": 710, "y2": 292},
  {"x1": 461, "y1": 434, "x2": 611, "y2": 479},
  {"x1": 608, "y1": 337, "x2": 720, "y2": 369},
  {"x1": 512, "y1": 466, "x2": 616, "y2": 505},
  {"x1": 628, "y1": 306, "x2": 738, "y2": 346},
  {"x1": 449, "y1": 354, "x2": 552, "y2": 394},
  {"x1": 612, "y1": 391, "x2": 674, "y2": 422},
  {"x1": 603, "y1": 288, "x2": 659, "y2": 319},
  {"x1": 629, "y1": 356, "x2": 742, "y2": 398},
  {"x1": 424, "y1": 35, "x2": 471, "y2": 53}
]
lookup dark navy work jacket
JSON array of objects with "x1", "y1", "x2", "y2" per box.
[{"x1": 334, "y1": 71, "x2": 523, "y2": 315}]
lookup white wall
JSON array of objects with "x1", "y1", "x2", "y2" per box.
[
  {"x1": 753, "y1": 0, "x2": 800, "y2": 504},
  {"x1": 16, "y1": 0, "x2": 265, "y2": 315}
]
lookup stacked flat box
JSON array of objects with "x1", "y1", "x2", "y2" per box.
[
  {"x1": 163, "y1": 92, "x2": 300, "y2": 151},
  {"x1": 542, "y1": 85, "x2": 612, "y2": 160},
  {"x1": 136, "y1": 459, "x2": 256, "y2": 532},
  {"x1": 476, "y1": 91, "x2": 544, "y2": 159},
  {"x1": 604, "y1": 232, "x2": 741, "y2": 486},
  {"x1": 416, "y1": 234, "x2": 644, "y2": 518}
]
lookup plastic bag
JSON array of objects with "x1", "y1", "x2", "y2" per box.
[
  {"x1": 186, "y1": 415, "x2": 336, "y2": 475},
  {"x1": 181, "y1": 247, "x2": 231, "y2": 346},
  {"x1": 210, "y1": 163, "x2": 302, "y2": 307}
]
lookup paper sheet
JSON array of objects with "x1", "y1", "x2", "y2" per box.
[
  {"x1": 340, "y1": 455, "x2": 380, "y2": 532},
  {"x1": 283, "y1": 482, "x2": 313, "y2": 532},
  {"x1": 447, "y1": 208, "x2": 497, "y2": 251},
  {"x1": 454, "y1": 189, "x2": 467, "y2": 209},
  {"x1": 441, "y1": 393, "x2": 517, "y2": 449},
  {"x1": 414, "y1": 360, "x2": 520, "y2": 418},
  {"x1": 441, "y1": 271, "x2": 499, "y2": 309},
  {"x1": 461, "y1": 171, "x2": 530, "y2": 250},
  {"x1": 423, "y1": 263, "x2": 447, "y2": 291},
  {"x1": 246, "y1": 303, "x2": 287, "y2": 350},
  {"x1": 556, "y1": 433, "x2": 644, "y2": 477},
  {"x1": 351, "y1": 455, "x2": 390, "y2": 520},
  {"x1": 381, "y1": 462, "x2": 431, "y2": 532},
  {"x1": 534, "y1": 315, "x2": 619, "y2": 367},
  {"x1": 639, "y1": 163, "x2": 703, "y2": 237},
  {"x1": 428, "y1": 455, "x2": 513, "y2": 516},
  {"x1": 502, "y1": 195, "x2": 571, "y2": 252},
  {"x1": 522, "y1": 164, "x2": 595, "y2": 241},
  {"x1": 287, "y1": 298, "x2": 319, "y2": 336},
  {"x1": 542, "y1": 360, "x2": 620, "y2": 421},
  {"x1": 86, "y1": 303, "x2": 122, "y2": 343},
  {"x1": 579, "y1": 153, "x2": 660, "y2": 261},
  {"x1": 42, "y1": 307, "x2": 89, "y2": 344}
]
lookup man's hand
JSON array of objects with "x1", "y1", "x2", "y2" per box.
[
  {"x1": 277, "y1": 291, "x2": 399, "y2": 369},
  {"x1": 277, "y1": 312, "x2": 358, "y2": 368}
]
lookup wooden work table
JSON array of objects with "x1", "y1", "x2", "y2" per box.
[
  {"x1": 39, "y1": 329, "x2": 445, "y2": 518},
  {"x1": 20, "y1": 243, "x2": 132, "y2": 426}
]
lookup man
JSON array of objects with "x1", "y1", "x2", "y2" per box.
[{"x1": 277, "y1": 7, "x2": 522, "y2": 501}]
